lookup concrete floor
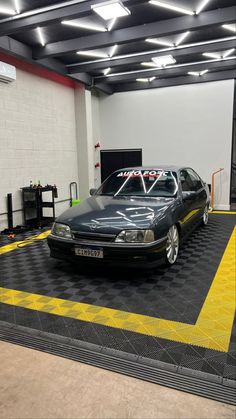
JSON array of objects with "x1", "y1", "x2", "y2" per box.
[{"x1": 0, "y1": 341, "x2": 235, "y2": 419}]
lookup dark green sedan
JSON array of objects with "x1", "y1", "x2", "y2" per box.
[{"x1": 47, "y1": 166, "x2": 210, "y2": 268}]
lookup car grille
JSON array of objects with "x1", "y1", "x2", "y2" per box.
[{"x1": 72, "y1": 232, "x2": 115, "y2": 243}]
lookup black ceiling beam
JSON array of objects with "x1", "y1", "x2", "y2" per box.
[
  {"x1": 36, "y1": 57, "x2": 69, "y2": 74},
  {"x1": 96, "y1": 58, "x2": 236, "y2": 83},
  {"x1": 35, "y1": 6, "x2": 236, "y2": 59},
  {"x1": 112, "y1": 69, "x2": 236, "y2": 92},
  {"x1": 0, "y1": 35, "x2": 92, "y2": 86},
  {"x1": 92, "y1": 82, "x2": 113, "y2": 94},
  {"x1": 71, "y1": 72, "x2": 93, "y2": 85},
  {"x1": 0, "y1": 35, "x2": 32, "y2": 60},
  {"x1": 0, "y1": 0, "x2": 141, "y2": 37},
  {"x1": 68, "y1": 38, "x2": 236, "y2": 74}
]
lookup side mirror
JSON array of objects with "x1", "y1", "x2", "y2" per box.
[
  {"x1": 182, "y1": 191, "x2": 196, "y2": 201},
  {"x1": 90, "y1": 188, "x2": 97, "y2": 196}
]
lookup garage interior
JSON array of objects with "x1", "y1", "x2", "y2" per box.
[{"x1": 0, "y1": 0, "x2": 236, "y2": 417}]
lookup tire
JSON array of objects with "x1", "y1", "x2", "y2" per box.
[
  {"x1": 201, "y1": 205, "x2": 209, "y2": 226},
  {"x1": 165, "y1": 225, "x2": 179, "y2": 266}
]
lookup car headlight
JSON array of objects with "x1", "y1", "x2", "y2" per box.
[
  {"x1": 115, "y1": 230, "x2": 155, "y2": 243},
  {"x1": 51, "y1": 222, "x2": 72, "y2": 239}
]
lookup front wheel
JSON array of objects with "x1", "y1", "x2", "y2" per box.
[
  {"x1": 165, "y1": 225, "x2": 179, "y2": 266},
  {"x1": 201, "y1": 205, "x2": 209, "y2": 226}
]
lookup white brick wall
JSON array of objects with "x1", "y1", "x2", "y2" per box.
[{"x1": 0, "y1": 68, "x2": 79, "y2": 230}]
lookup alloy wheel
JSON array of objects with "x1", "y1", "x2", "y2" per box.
[
  {"x1": 202, "y1": 206, "x2": 209, "y2": 225},
  {"x1": 166, "y1": 225, "x2": 179, "y2": 265}
]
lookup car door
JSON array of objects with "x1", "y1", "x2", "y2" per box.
[
  {"x1": 179, "y1": 168, "x2": 202, "y2": 233},
  {"x1": 186, "y1": 168, "x2": 208, "y2": 218}
]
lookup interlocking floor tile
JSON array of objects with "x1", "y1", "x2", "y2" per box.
[{"x1": 0, "y1": 214, "x2": 235, "y2": 381}]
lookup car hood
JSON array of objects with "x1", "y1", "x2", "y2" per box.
[{"x1": 57, "y1": 195, "x2": 175, "y2": 234}]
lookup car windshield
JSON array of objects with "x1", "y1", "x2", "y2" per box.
[{"x1": 96, "y1": 169, "x2": 178, "y2": 197}]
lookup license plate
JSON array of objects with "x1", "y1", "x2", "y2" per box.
[{"x1": 75, "y1": 247, "x2": 103, "y2": 258}]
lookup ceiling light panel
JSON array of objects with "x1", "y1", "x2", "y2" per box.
[
  {"x1": 200, "y1": 69, "x2": 209, "y2": 75},
  {"x1": 107, "y1": 17, "x2": 117, "y2": 31},
  {"x1": 109, "y1": 44, "x2": 118, "y2": 57},
  {"x1": 152, "y1": 54, "x2": 176, "y2": 66},
  {"x1": 195, "y1": 0, "x2": 211, "y2": 15},
  {"x1": 14, "y1": 0, "x2": 20, "y2": 14},
  {"x1": 149, "y1": 1, "x2": 194, "y2": 16},
  {"x1": 36, "y1": 27, "x2": 45, "y2": 47},
  {"x1": 91, "y1": 1, "x2": 131, "y2": 20},
  {"x1": 175, "y1": 31, "x2": 190, "y2": 46},
  {"x1": 0, "y1": 6, "x2": 16, "y2": 15},
  {"x1": 223, "y1": 48, "x2": 235, "y2": 58},
  {"x1": 188, "y1": 69, "x2": 208, "y2": 76},
  {"x1": 146, "y1": 31, "x2": 190, "y2": 48},
  {"x1": 62, "y1": 20, "x2": 107, "y2": 32},
  {"x1": 222, "y1": 24, "x2": 236, "y2": 33},
  {"x1": 142, "y1": 62, "x2": 160, "y2": 68},
  {"x1": 188, "y1": 71, "x2": 201, "y2": 76},
  {"x1": 203, "y1": 48, "x2": 235, "y2": 59},
  {"x1": 76, "y1": 45, "x2": 118, "y2": 60},
  {"x1": 136, "y1": 77, "x2": 156, "y2": 82},
  {"x1": 203, "y1": 52, "x2": 221, "y2": 59},
  {"x1": 104, "y1": 67, "x2": 111, "y2": 75},
  {"x1": 146, "y1": 38, "x2": 174, "y2": 47},
  {"x1": 77, "y1": 50, "x2": 109, "y2": 58}
]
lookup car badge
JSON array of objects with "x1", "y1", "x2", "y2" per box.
[{"x1": 90, "y1": 224, "x2": 97, "y2": 230}]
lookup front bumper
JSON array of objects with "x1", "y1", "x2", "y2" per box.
[{"x1": 47, "y1": 234, "x2": 167, "y2": 268}]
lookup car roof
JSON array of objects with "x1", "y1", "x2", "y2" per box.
[{"x1": 115, "y1": 165, "x2": 185, "y2": 172}]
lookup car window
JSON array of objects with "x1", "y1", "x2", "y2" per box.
[
  {"x1": 186, "y1": 169, "x2": 203, "y2": 191},
  {"x1": 180, "y1": 169, "x2": 202, "y2": 192},
  {"x1": 96, "y1": 169, "x2": 178, "y2": 197}
]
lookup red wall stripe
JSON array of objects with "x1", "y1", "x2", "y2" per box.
[{"x1": 0, "y1": 52, "x2": 80, "y2": 89}]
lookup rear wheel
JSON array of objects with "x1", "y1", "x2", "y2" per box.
[
  {"x1": 202, "y1": 205, "x2": 209, "y2": 226},
  {"x1": 165, "y1": 225, "x2": 179, "y2": 266}
]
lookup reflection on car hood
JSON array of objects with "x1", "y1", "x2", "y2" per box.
[{"x1": 57, "y1": 195, "x2": 175, "y2": 234}]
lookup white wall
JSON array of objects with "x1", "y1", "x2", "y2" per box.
[
  {"x1": 0, "y1": 68, "x2": 79, "y2": 229},
  {"x1": 97, "y1": 80, "x2": 234, "y2": 209}
]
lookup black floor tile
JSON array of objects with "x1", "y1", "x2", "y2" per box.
[{"x1": 0, "y1": 214, "x2": 235, "y2": 382}]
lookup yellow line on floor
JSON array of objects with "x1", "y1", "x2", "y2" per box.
[
  {"x1": 0, "y1": 228, "x2": 235, "y2": 352},
  {"x1": 0, "y1": 231, "x2": 51, "y2": 255},
  {"x1": 211, "y1": 211, "x2": 236, "y2": 214}
]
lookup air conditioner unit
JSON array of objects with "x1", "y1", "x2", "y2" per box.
[{"x1": 0, "y1": 61, "x2": 16, "y2": 83}]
